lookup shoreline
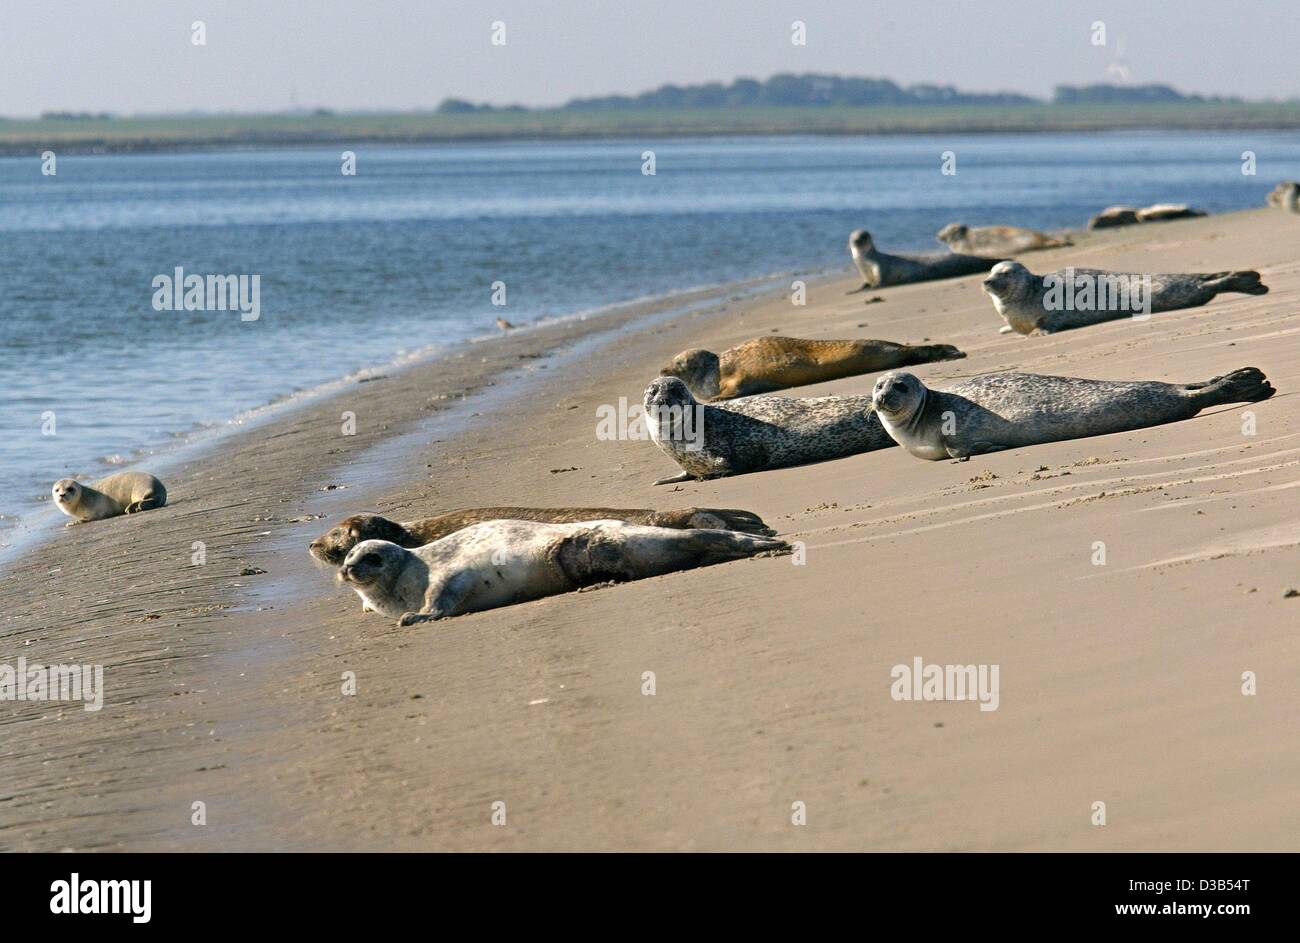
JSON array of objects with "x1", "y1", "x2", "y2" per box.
[
  {"x1": 5, "y1": 106, "x2": 1300, "y2": 156},
  {"x1": 0, "y1": 271, "x2": 804, "y2": 560},
  {"x1": 2, "y1": 207, "x2": 1298, "y2": 851}
]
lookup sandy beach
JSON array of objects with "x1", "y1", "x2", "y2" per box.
[{"x1": 2, "y1": 207, "x2": 1296, "y2": 852}]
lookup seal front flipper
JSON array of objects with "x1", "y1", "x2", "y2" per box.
[
  {"x1": 947, "y1": 442, "x2": 1005, "y2": 459},
  {"x1": 416, "y1": 569, "x2": 478, "y2": 622},
  {"x1": 845, "y1": 283, "x2": 870, "y2": 295}
]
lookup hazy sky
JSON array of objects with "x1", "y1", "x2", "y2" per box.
[{"x1": 2, "y1": 0, "x2": 1296, "y2": 115}]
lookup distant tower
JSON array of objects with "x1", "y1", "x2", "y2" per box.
[{"x1": 1105, "y1": 36, "x2": 1133, "y2": 83}]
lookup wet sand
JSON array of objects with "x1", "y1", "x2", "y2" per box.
[{"x1": 2, "y1": 208, "x2": 1297, "y2": 851}]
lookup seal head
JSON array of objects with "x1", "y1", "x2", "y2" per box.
[{"x1": 659, "y1": 348, "x2": 721, "y2": 401}]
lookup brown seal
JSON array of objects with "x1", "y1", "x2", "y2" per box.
[
  {"x1": 309, "y1": 506, "x2": 774, "y2": 565},
  {"x1": 659, "y1": 335, "x2": 965, "y2": 400}
]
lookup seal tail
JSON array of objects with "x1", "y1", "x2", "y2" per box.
[
  {"x1": 1204, "y1": 270, "x2": 1268, "y2": 296},
  {"x1": 1188, "y1": 368, "x2": 1275, "y2": 407}
]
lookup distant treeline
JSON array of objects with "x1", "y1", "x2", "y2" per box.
[{"x1": 437, "y1": 73, "x2": 1252, "y2": 113}]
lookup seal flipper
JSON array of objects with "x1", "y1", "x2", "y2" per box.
[
  {"x1": 408, "y1": 569, "x2": 479, "y2": 623},
  {"x1": 1203, "y1": 271, "x2": 1268, "y2": 297},
  {"x1": 1187, "y1": 368, "x2": 1275, "y2": 408},
  {"x1": 845, "y1": 283, "x2": 870, "y2": 295}
]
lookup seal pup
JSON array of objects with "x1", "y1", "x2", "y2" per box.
[
  {"x1": 644, "y1": 376, "x2": 894, "y2": 485},
  {"x1": 51, "y1": 472, "x2": 167, "y2": 523},
  {"x1": 871, "y1": 368, "x2": 1275, "y2": 460},
  {"x1": 935, "y1": 223, "x2": 1071, "y2": 257},
  {"x1": 309, "y1": 506, "x2": 775, "y2": 566},
  {"x1": 338, "y1": 520, "x2": 789, "y2": 624},
  {"x1": 659, "y1": 336, "x2": 966, "y2": 401},
  {"x1": 847, "y1": 229, "x2": 998, "y2": 291},
  {"x1": 1266, "y1": 181, "x2": 1299, "y2": 213},
  {"x1": 982, "y1": 260, "x2": 1268, "y2": 336}
]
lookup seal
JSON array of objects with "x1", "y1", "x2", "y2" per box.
[
  {"x1": 51, "y1": 472, "x2": 167, "y2": 523},
  {"x1": 658, "y1": 335, "x2": 966, "y2": 401},
  {"x1": 1135, "y1": 203, "x2": 1206, "y2": 223},
  {"x1": 309, "y1": 505, "x2": 775, "y2": 566},
  {"x1": 982, "y1": 260, "x2": 1268, "y2": 335},
  {"x1": 1088, "y1": 203, "x2": 1206, "y2": 228},
  {"x1": 935, "y1": 223, "x2": 1071, "y2": 257},
  {"x1": 1088, "y1": 206, "x2": 1139, "y2": 229},
  {"x1": 643, "y1": 376, "x2": 895, "y2": 484},
  {"x1": 1266, "y1": 181, "x2": 1299, "y2": 213},
  {"x1": 871, "y1": 367, "x2": 1275, "y2": 460},
  {"x1": 848, "y1": 229, "x2": 998, "y2": 291},
  {"x1": 337, "y1": 519, "x2": 789, "y2": 624}
]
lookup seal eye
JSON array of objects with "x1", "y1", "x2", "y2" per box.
[{"x1": 360, "y1": 553, "x2": 382, "y2": 567}]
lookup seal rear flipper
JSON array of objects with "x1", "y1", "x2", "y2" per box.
[
  {"x1": 1205, "y1": 270, "x2": 1268, "y2": 296},
  {"x1": 652, "y1": 507, "x2": 775, "y2": 536},
  {"x1": 675, "y1": 530, "x2": 791, "y2": 568},
  {"x1": 1189, "y1": 368, "x2": 1275, "y2": 407},
  {"x1": 126, "y1": 494, "x2": 166, "y2": 513}
]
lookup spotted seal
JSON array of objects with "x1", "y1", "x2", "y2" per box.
[
  {"x1": 847, "y1": 229, "x2": 998, "y2": 291},
  {"x1": 659, "y1": 336, "x2": 965, "y2": 401},
  {"x1": 643, "y1": 376, "x2": 895, "y2": 484},
  {"x1": 982, "y1": 260, "x2": 1268, "y2": 335},
  {"x1": 871, "y1": 368, "x2": 1275, "y2": 460},
  {"x1": 338, "y1": 519, "x2": 789, "y2": 624}
]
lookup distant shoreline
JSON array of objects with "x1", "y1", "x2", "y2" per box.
[{"x1": 5, "y1": 103, "x2": 1300, "y2": 155}]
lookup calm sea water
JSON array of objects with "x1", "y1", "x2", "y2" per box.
[{"x1": 2, "y1": 131, "x2": 1297, "y2": 529}]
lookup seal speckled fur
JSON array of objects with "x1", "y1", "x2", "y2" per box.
[
  {"x1": 982, "y1": 260, "x2": 1268, "y2": 335},
  {"x1": 643, "y1": 376, "x2": 895, "y2": 484},
  {"x1": 872, "y1": 368, "x2": 1276, "y2": 460},
  {"x1": 848, "y1": 228, "x2": 998, "y2": 290}
]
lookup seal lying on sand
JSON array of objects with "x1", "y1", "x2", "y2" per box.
[
  {"x1": 338, "y1": 519, "x2": 789, "y2": 624},
  {"x1": 309, "y1": 506, "x2": 775, "y2": 565},
  {"x1": 1136, "y1": 203, "x2": 1206, "y2": 223},
  {"x1": 1266, "y1": 181, "x2": 1299, "y2": 213},
  {"x1": 935, "y1": 223, "x2": 1071, "y2": 257},
  {"x1": 871, "y1": 368, "x2": 1275, "y2": 460},
  {"x1": 982, "y1": 260, "x2": 1268, "y2": 335},
  {"x1": 848, "y1": 229, "x2": 998, "y2": 290},
  {"x1": 1088, "y1": 203, "x2": 1206, "y2": 229},
  {"x1": 52, "y1": 472, "x2": 167, "y2": 523},
  {"x1": 644, "y1": 376, "x2": 894, "y2": 485},
  {"x1": 659, "y1": 336, "x2": 965, "y2": 401}
]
